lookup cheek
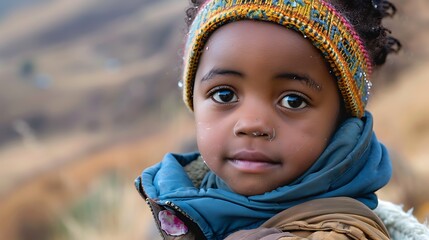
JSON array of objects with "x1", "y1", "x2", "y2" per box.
[
  {"x1": 194, "y1": 118, "x2": 225, "y2": 160},
  {"x1": 193, "y1": 95, "x2": 229, "y2": 150},
  {"x1": 195, "y1": 121, "x2": 215, "y2": 145},
  {"x1": 284, "y1": 121, "x2": 332, "y2": 161}
]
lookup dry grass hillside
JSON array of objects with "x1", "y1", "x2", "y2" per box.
[
  {"x1": 0, "y1": 0, "x2": 428, "y2": 239},
  {"x1": 0, "y1": 0, "x2": 189, "y2": 195}
]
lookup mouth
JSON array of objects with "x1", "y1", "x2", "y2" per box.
[{"x1": 228, "y1": 150, "x2": 280, "y2": 173}]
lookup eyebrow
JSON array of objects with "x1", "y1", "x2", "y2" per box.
[
  {"x1": 200, "y1": 68, "x2": 243, "y2": 82},
  {"x1": 200, "y1": 68, "x2": 322, "y2": 91},
  {"x1": 274, "y1": 72, "x2": 322, "y2": 91}
]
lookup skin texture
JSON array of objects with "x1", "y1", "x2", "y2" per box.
[{"x1": 193, "y1": 21, "x2": 341, "y2": 196}]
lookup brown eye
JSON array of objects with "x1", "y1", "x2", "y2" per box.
[
  {"x1": 280, "y1": 94, "x2": 307, "y2": 109},
  {"x1": 211, "y1": 88, "x2": 238, "y2": 104},
  {"x1": 210, "y1": 86, "x2": 238, "y2": 104}
]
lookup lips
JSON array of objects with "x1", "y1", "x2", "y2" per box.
[{"x1": 228, "y1": 150, "x2": 280, "y2": 173}]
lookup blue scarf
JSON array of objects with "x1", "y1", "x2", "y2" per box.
[{"x1": 141, "y1": 112, "x2": 392, "y2": 239}]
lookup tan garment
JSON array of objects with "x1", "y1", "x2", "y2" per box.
[{"x1": 226, "y1": 197, "x2": 390, "y2": 240}]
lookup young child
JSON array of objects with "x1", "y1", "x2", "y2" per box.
[{"x1": 136, "y1": 0, "x2": 404, "y2": 239}]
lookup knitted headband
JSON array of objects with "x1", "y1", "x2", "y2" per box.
[{"x1": 182, "y1": 0, "x2": 373, "y2": 118}]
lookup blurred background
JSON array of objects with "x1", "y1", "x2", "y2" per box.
[{"x1": 0, "y1": 0, "x2": 427, "y2": 239}]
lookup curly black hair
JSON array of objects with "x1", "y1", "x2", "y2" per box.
[{"x1": 184, "y1": 0, "x2": 401, "y2": 67}]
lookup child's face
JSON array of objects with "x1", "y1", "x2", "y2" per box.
[{"x1": 192, "y1": 21, "x2": 341, "y2": 196}]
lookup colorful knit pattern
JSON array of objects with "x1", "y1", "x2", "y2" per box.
[{"x1": 182, "y1": 0, "x2": 373, "y2": 118}]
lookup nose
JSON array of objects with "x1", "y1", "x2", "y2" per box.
[
  {"x1": 232, "y1": 94, "x2": 277, "y2": 141},
  {"x1": 233, "y1": 117, "x2": 275, "y2": 141}
]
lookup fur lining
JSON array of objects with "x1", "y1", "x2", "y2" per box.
[
  {"x1": 184, "y1": 157, "x2": 209, "y2": 188},
  {"x1": 375, "y1": 200, "x2": 429, "y2": 240}
]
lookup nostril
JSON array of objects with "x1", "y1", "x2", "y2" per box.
[
  {"x1": 234, "y1": 130, "x2": 247, "y2": 137},
  {"x1": 252, "y1": 131, "x2": 268, "y2": 137}
]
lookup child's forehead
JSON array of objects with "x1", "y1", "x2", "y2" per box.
[{"x1": 195, "y1": 21, "x2": 331, "y2": 93}]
